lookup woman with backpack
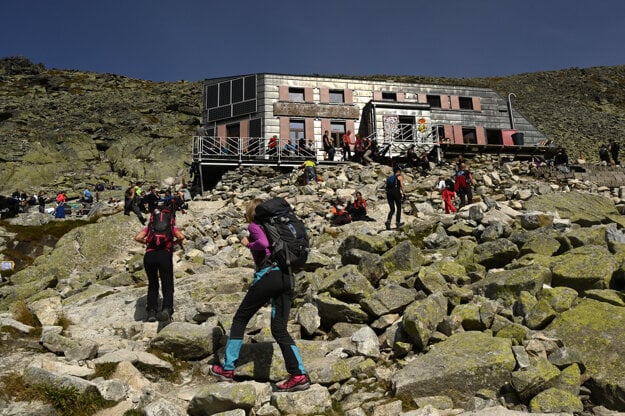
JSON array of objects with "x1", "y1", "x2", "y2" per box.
[
  {"x1": 134, "y1": 206, "x2": 185, "y2": 323},
  {"x1": 210, "y1": 198, "x2": 310, "y2": 392}
]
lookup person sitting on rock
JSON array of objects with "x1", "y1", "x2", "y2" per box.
[
  {"x1": 346, "y1": 191, "x2": 374, "y2": 221},
  {"x1": 330, "y1": 196, "x2": 352, "y2": 226}
]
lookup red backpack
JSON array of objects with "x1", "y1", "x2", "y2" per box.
[
  {"x1": 146, "y1": 208, "x2": 175, "y2": 250},
  {"x1": 454, "y1": 172, "x2": 468, "y2": 191}
]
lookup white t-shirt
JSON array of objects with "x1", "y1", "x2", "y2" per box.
[{"x1": 437, "y1": 180, "x2": 446, "y2": 190}]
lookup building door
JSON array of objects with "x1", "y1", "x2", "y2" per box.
[
  {"x1": 398, "y1": 116, "x2": 415, "y2": 141},
  {"x1": 226, "y1": 123, "x2": 240, "y2": 154}
]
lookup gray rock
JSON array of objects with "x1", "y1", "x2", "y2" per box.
[
  {"x1": 188, "y1": 381, "x2": 257, "y2": 416},
  {"x1": 150, "y1": 321, "x2": 222, "y2": 360},
  {"x1": 392, "y1": 331, "x2": 515, "y2": 408},
  {"x1": 270, "y1": 384, "x2": 332, "y2": 415}
]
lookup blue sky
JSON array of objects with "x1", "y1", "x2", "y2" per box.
[{"x1": 2, "y1": 0, "x2": 624, "y2": 82}]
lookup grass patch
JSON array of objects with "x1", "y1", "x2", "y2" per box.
[
  {"x1": 0, "y1": 372, "x2": 115, "y2": 416},
  {"x1": 141, "y1": 348, "x2": 190, "y2": 383},
  {"x1": 93, "y1": 362, "x2": 118, "y2": 380},
  {"x1": 55, "y1": 313, "x2": 73, "y2": 331},
  {"x1": 10, "y1": 300, "x2": 41, "y2": 328}
]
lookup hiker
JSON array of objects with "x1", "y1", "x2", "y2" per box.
[
  {"x1": 609, "y1": 140, "x2": 620, "y2": 166},
  {"x1": 210, "y1": 198, "x2": 310, "y2": 392},
  {"x1": 346, "y1": 191, "x2": 374, "y2": 221},
  {"x1": 124, "y1": 182, "x2": 147, "y2": 225},
  {"x1": 37, "y1": 191, "x2": 46, "y2": 213},
  {"x1": 134, "y1": 204, "x2": 185, "y2": 323},
  {"x1": 455, "y1": 162, "x2": 475, "y2": 208},
  {"x1": 330, "y1": 196, "x2": 352, "y2": 226},
  {"x1": 322, "y1": 130, "x2": 335, "y2": 161},
  {"x1": 441, "y1": 179, "x2": 457, "y2": 214},
  {"x1": 385, "y1": 166, "x2": 405, "y2": 230},
  {"x1": 301, "y1": 158, "x2": 317, "y2": 185},
  {"x1": 82, "y1": 188, "x2": 93, "y2": 204}
]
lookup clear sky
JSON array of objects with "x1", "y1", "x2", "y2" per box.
[{"x1": 2, "y1": 0, "x2": 624, "y2": 82}]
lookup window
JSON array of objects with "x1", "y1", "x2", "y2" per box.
[
  {"x1": 427, "y1": 95, "x2": 441, "y2": 108},
  {"x1": 382, "y1": 91, "x2": 397, "y2": 101},
  {"x1": 459, "y1": 96, "x2": 474, "y2": 110},
  {"x1": 330, "y1": 121, "x2": 346, "y2": 148},
  {"x1": 486, "y1": 129, "x2": 503, "y2": 145},
  {"x1": 289, "y1": 119, "x2": 305, "y2": 144},
  {"x1": 462, "y1": 127, "x2": 477, "y2": 144},
  {"x1": 329, "y1": 90, "x2": 345, "y2": 104},
  {"x1": 289, "y1": 88, "x2": 305, "y2": 102}
]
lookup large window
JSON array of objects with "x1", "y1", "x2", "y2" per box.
[
  {"x1": 329, "y1": 90, "x2": 345, "y2": 104},
  {"x1": 330, "y1": 121, "x2": 346, "y2": 148},
  {"x1": 382, "y1": 91, "x2": 397, "y2": 101},
  {"x1": 427, "y1": 95, "x2": 441, "y2": 108},
  {"x1": 289, "y1": 88, "x2": 305, "y2": 102},
  {"x1": 289, "y1": 119, "x2": 305, "y2": 144},
  {"x1": 486, "y1": 129, "x2": 503, "y2": 145},
  {"x1": 459, "y1": 96, "x2": 474, "y2": 110},
  {"x1": 462, "y1": 127, "x2": 477, "y2": 144}
]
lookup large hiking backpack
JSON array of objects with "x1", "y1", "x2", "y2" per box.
[
  {"x1": 454, "y1": 172, "x2": 468, "y2": 191},
  {"x1": 254, "y1": 198, "x2": 309, "y2": 274},
  {"x1": 146, "y1": 208, "x2": 175, "y2": 250},
  {"x1": 386, "y1": 174, "x2": 399, "y2": 191}
]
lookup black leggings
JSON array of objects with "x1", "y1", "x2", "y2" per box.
[
  {"x1": 224, "y1": 267, "x2": 306, "y2": 375},
  {"x1": 386, "y1": 190, "x2": 402, "y2": 224},
  {"x1": 144, "y1": 250, "x2": 174, "y2": 313}
]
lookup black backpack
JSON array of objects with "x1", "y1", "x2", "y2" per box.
[
  {"x1": 146, "y1": 208, "x2": 175, "y2": 250},
  {"x1": 254, "y1": 198, "x2": 309, "y2": 274}
]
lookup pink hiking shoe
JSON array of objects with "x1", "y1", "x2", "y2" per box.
[
  {"x1": 210, "y1": 364, "x2": 234, "y2": 382},
  {"x1": 276, "y1": 374, "x2": 311, "y2": 392}
]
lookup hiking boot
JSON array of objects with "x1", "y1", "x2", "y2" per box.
[
  {"x1": 276, "y1": 374, "x2": 310, "y2": 392},
  {"x1": 396, "y1": 222, "x2": 404, "y2": 228},
  {"x1": 158, "y1": 308, "x2": 172, "y2": 322},
  {"x1": 210, "y1": 364, "x2": 235, "y2": 382},
  {"x1": 146, "y1": 309, "x2": 157, "y2": 323},
  {"x1": 385, "y1": 221, "x2": 391, "y2": 230}
]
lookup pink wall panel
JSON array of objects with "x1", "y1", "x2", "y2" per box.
[
  {"x1": 450, "y1": 95, "x2": 460, "y2": 110},
  {"x1": 373, "y1": 91, "x2": 382, "y2": 100},
  {"x1": 453, "y1": 125, "x2": 464, "y2": 144},
  {"x1": 417, "y1": 93, "x2": 427, "y2": 103},
  {"x1": 217, "y1": 124, "x2": 227, "y2": 138},
  {"x1": 444, "y1": 125, "x2": 454, "y2": 140},
  {"x1": 305, "y1": 118, "x2": 314, "y2": 140},
  {"x1": 279, "y1": 86, "x2": 289, "y2": 101},
  {"x1": 440, "y1": 95, "x2": 450, "y2": 110},
  {"x1": 476, "y1": 126, "x2": 486, "y2": 145},
  {"x1": 304, "y1": 87, "x2": 314, "y2": 102},
  {"x1": 472, "y1": 97, "x2": 482, "y2": 112},
  {"x1": 321, "y1": 119, "x2": 331, "y2": 135},
  {"x1": 396, "y1": 92, "x2": 405, "y2": 102},
  {"x1": 502, "y1": 129, "x2": 516, "y2": 146},
  {"x1": 320, "y1": 88, "x2": 329, "y2": 103},
  {"x1": 279, "y1": 117, "x2": 290, "y2": 146},
  {"x1": 239, "y1": 119, "x2": 249, "y2": 138},
  {"x1": 346, "y1": 120, "x2": 355, "y2": 135},
  {"x1": 344, "y1": 88, "x2": 353, "y2": 104}
]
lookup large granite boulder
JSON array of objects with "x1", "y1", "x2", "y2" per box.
[
  {"x1": 546, "y1": 298, "x2": 625, "y2": 411},
  {"x1": 392, "y1": 331, "x2": 515, "y2": 407}
]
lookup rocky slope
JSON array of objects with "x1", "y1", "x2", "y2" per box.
[
  {"x1": 2, "y1": 155, "x2": 625, "y2": 415},
  {"x1": 2, "y1": 56, "x2": 625, "y2": 194}
]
